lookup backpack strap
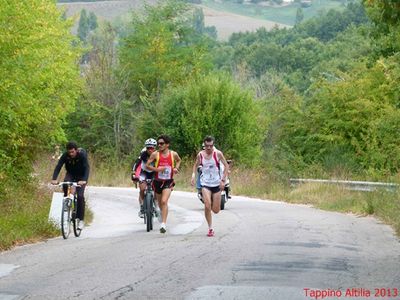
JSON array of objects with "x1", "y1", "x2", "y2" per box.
[
  {"x1": 155, "y1": 152, "x2": 160, "y2": 168},
  {"x1": 171, "y1": 151, "x2": 175, "y2": 168},
  {"x1": 213, "y1": 151, "x2": 220, "y2": 170}
]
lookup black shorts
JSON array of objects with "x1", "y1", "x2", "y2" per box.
[
  {"x1": 202, "y1": 185, "x2": 221, "y2": 194},
  {"x1": 153, "y1": 179, "x2": 175, "y2": 194},
  {"x1": 139, "y1": 170, "x2": 154, "y2": 183}
]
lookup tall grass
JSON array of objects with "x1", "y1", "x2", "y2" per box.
[{"x1": 0, "y1": 178, "x2": 58, "y2": 251}]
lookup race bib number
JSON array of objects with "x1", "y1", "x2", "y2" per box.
[
  {"x1": 202, "y1": 165, "x2": 219, "y2": 182},
  {"x1": 158, "y1": 166, "x2": 172, "y2": 180}
]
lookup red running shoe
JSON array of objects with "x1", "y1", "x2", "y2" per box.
[{"x1": 207, "y1": 229, "x2": 214, "y2": 237}]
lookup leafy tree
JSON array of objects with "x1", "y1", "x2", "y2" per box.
[
  {"x1": 143, "y1": 73, "x2": 266, "y2": 165},
  {"x1": 0, "y1": 1, "x2": 82, "y2": 183},
  {"x1": 78, "y1": 9, "x2": 89, "y2": 42},
  {"x1": 66, "y1": 22, "x2": 135, "y2": 160},
  {"x1": 88, "y1": 11, "x2": 98, "y2": 31},
  {"x1": 78, "y1": 9, "x2": 98, "y2": 43},
  {"x1": 363, "y1": 0, "x2": 400, "y2": 26},
  {"x1": 119, "y1": 0, "x2": 212, "y2": 98},
  {"x1": 295, "y1": 7, "x2": 304, "y2": 25}
]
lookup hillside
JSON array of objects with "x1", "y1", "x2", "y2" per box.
[{"x1": 57, "y1": 0, "x2": 290, "y2": 40}]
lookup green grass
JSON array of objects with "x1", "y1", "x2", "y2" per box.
[
  {"x1": 201, "y1": 0, "x2": 346, "y2": 26},
  {"x1": 0, "y1": 180, "x2": 58, "y2": 251}
]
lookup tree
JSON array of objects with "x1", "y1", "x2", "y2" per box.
[
  {"x1": 78, "y1": 9, "x2": 89, "y2": 42},
  {"x1": 363, "y1": 0, "x2": 400, "y2": 26},
  {"x1": 119, "y1": 0, "x2": 212, "y2": 98},
  {"x1": 66, "y1": 22, "x2": 135, "y2": 160},
  {"x1": 88, "y1": 11, "x2": 98, "y2": 31},
  {"x1": 146, "y1": 73, "x2": 266, "y2": 165},
  {"x1": 295, "y1": 7, "x2": 304, "y2": 25},
  {"x1": 0, "y1": 0, "x2": 82, "y2": 184}
]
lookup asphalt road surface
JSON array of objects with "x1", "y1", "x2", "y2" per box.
[{"x1": 1, "y1": 187, "x2": 399, "y2": 300}]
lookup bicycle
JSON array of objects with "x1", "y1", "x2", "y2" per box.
[
  {"x1": 58, "y1": 182, "x2": 82, "y2": 239},
  {"x1": 143, "y1": 178, "x2": 158, "y2": 232}
]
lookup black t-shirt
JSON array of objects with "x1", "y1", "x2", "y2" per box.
[{"x1": 52, "y1": 149, "x2": 90, "y2": 181}]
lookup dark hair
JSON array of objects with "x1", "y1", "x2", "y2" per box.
[
  {"x1": 203, "y1": 135, "x2": 215, "y2": 144},
  {"x1": 66, "y1": 141, "x2": 78, "y2": 150},
  {"x1": 157, "y1": 134, "x2": 171, "y2": 144}
]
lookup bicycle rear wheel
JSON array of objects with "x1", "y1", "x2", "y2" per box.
[
  {"x1": 61, "y1": 198, "x2": 72, "y2": 239},
  {"x1": 144, "y1": 192, "x2": 153, "y2": 232}
]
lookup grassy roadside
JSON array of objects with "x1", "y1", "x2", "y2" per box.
[
  {"x1": 228, "y1": 169, "x2": 400, "y2": 236},
  {"x1": 1, "y1": 155, "x2": 399, "y2": 251},
  {"x1": 0, "y1": 179, "x2": 58, "y2": 251}
]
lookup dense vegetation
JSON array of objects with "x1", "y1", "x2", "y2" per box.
[
  {"x1": 0, "y1": 0, "x2": 82, "y2": 248},
  {"x1": 2, "y1": 0, "x2": 400, "y2": 248}
]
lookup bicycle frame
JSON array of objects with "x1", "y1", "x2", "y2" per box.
[
  {"x1": 58, "y1": 182, "x2": 81, "y2": 239},
  {"x1": 143, "y1": 179, "x2": 156, "y2": 232}
]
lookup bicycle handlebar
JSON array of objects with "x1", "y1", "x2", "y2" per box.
[{"x1": 57, "y1": 182, "x2": 81, "y2": 187}]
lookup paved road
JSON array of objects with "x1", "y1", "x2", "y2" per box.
[{"x1": 0, "y1": 187, "x2": 399, "y2": 299}]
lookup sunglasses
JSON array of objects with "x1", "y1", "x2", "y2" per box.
[
  {"x1": 146, "y1": 147, "x2": 155, "y2": 150},
  {"x1": 158, "y1": 142, "x2": 165, "y2": 145}
]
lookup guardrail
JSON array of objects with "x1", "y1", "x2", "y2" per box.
[{"x1": 289, "y1": 178, "x2": 399, "y2": 192}]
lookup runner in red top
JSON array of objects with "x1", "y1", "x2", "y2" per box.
[{"x1": 146, "y1": 134, "x2": 181, "y2": 234}]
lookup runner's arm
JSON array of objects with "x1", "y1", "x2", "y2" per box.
[
  {"x1": 173, "y1": 151, "x2": 181, "y2": 174},
  {"x1": 218, "y1": 151, "x2": 229, "y2": 182},
  {"x1": 191, "y1": 154, "x2": 200, "y2": 186},
  {"x1": 145, "y1": 151, "x2": 164, "y2": 172}
]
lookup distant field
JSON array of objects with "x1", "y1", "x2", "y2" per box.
[
  {"x1": 57, "y1": 0, "x2": 291, "y2": 40},
  {"x1": 57, "y1": 0, "x2": 156, "y2": 20},
  {"x1": 198, "y1": 5, "x2": 290, "y2": 40},
  {"x1": 201, "y1": 0, "x2": 347, "y2": 26}
]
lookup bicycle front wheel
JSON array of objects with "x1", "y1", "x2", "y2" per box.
[
  {"x1": 220, "y1": 194, "x2": 226, "y2": 210},
  {"x1": 144, "y1": 193, "x2": 153, "y2": 232},
  {"x1": 61, "y1": 198, "x2": 72, "y2": 239},
  {"x1": 72, "y1": 197, "x2": 82, "y2": 237}
]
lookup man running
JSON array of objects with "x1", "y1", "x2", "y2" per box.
[
  {"x1": 146, "y1": 135, "x2": 181, "y2": 233},
  {"x1": 191, "y1": 136, "x2": 229, "y2": 237}
]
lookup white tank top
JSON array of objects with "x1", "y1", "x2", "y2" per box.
[{"x1": 199, "y1": 151, "x2": 221, "y2": 187}]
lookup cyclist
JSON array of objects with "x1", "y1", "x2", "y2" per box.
[
  {"x1": 145, "y1": 134, "x2": 181, "y2": 234},
  {"x1": 191, "y1": 136, "x2": 228, "y2": 237},
  {"x1": 131, "y1": 138, "x2": 157, "y2": 218},
  {"x1": 51, "y1": 141, "x2": 90, "y2": 230}
]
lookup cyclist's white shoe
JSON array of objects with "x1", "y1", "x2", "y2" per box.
[
  {"x1": 138, "y1": 205, "x2": 144, "y2": 218},
  {"x1": 160, "y1": 223, "x2": 166, "y2": 234},
  {"x1": 77, "y1": 219, "x2": 84, "y2": 230}
]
